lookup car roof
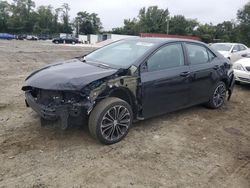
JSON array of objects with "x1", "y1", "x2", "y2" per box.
[
  {"x1": 119, "y1": 37, "x2": 225, "y2": 67},
  {"x1": 124, "y1": 37, "x2": 205, "y2": 45}
]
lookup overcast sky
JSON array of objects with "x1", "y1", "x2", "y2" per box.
[{"x1": 11, "y1": 0, "x2": 250, "y2": 30}]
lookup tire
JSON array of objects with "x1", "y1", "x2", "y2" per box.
[
  {"x1": 88, "y1": 97, "x2": 133, "y2": 145},
  {"x1": 206, "y1": 81, "x2": 227, "y2": 109}
]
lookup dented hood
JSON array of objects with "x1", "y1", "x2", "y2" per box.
[{"x1": 24, "y1": 59, "x2": 117, "y2": 91}]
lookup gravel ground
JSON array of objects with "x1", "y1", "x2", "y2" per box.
[{"x1": 0, "y1": 40, "x2": 249, "y2": 188}]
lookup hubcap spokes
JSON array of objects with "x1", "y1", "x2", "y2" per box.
[
  {"x1": 213, "y1": 84, "x2": 226, "y2": 107},
  {"x1": 101, "y1": 105, "x2": 130, "y2": 141}
]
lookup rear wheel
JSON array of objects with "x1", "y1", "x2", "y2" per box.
[
  {"x1": 88, "y1": 97, "x2": 133, "y2": 145},
  {"x1": 206, "y1": 81, "x2": 227, "y2": 109}
]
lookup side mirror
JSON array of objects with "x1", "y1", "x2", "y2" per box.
[{"x1": 232, "y1": 49, "x2": 238, "y2": 53}]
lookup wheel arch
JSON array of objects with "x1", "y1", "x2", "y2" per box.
[
  {"x1": 221, "y1": 78, "x2": 229, "y2": 88},
  {"x1": 107, "y1": 87, "x2": 138, "y2": 117}
]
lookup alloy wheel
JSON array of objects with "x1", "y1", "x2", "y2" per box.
[
  {"x1": 101, "y1": 105, "x2": 131, "y2": 141},
  {"x1": 213, "y1": 84, "x2": 226, "y2": 107}
]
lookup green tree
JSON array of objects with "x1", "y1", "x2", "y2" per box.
[
  {"x1": 169, "y1": 15, "x2": 198, "y2": 35},
  {"x1": 138, "y1": 6, "x2": 169, "y2": 33},
  {"x1": 51, "y1": 8, "x2": 62, "y2": 33},
  {"x1": 237, "y1": 2, "x2": 250, "y2": 46},
  {"x1": 36, "y1": 5, "x2": 54, "y2": 34},
  {"x1": 214, "y1": 21, "x2": 238, "y2": 42},
  {"x1": 75, "y1": 11, "x2": 102, "y2": 35},
  {"x1": 8, "y1": 0, "x2": 36, "y2": 33},
  {"x1": 196, "y1": 23, "x2": 216, "y2": 43},
  {"x1": 0, "y1": 1, "x2": 10, "y2": 32},
  {"x1": 61, "y1": 3, "x2": 72, "y2": 33},
  {"x1": 123, "y1": 18, "x2": 139, "y2": 35},
  {"x1": 112, "y1": 18, "x2": 139, "y2": 35}
]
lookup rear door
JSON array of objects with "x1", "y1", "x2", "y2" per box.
[
  {"x1": 140, "y1": 43, "x2": 191, "y2": 118},
  {"x1": 184, "y1": 43, "x2": 220, "y2": 104}
]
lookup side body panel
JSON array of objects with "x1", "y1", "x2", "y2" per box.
[{"x1": 140, "y1": 66, "x2": 191, "y2": 118}]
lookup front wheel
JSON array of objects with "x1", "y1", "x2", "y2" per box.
[
  {"x1": 206, "y1": 81, "x2": 227, "y2": 109},
  {"x1": 88, "y1": 97, "x2": 133, "y2": 145}
]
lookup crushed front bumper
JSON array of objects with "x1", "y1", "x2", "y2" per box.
[{"x1": 25, "y1": 92, "x2": 88, "y2": 129}]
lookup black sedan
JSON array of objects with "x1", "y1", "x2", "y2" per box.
[
  {"x1": 22, "y1": 38, "x2": 235, "y2": 144},
  {"x1": 52, "y1": 36, "x2": 79, "y2": 44}
]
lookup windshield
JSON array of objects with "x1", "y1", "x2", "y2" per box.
[
  {"x1": 85, "y1": 40, "x2": 155, "y2": 68},
  {"x1": 211, "y1": 44, "x2": 232, "y2": 52}
]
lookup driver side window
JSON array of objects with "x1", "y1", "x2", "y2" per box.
[{"x1": 147, "y1": 43, "x2": 184, "y2": 72}]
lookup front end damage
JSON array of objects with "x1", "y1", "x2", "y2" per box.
[
  {"x1": 23, "y1": 87, "x2": 91, "y2": 129},
  {"x1": 22, "y1": 66, "x2": 139, "y2": 129}
]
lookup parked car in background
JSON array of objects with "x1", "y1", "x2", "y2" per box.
[
  {"x1": 22, "y1": 38, "x2": 235, "y2": 144},
  {"x1": 27, "y1": 35, "x2": 38, "y2": 40},
  {"x1": 16, "y1": 34, "x2": 26, "y2": 40},
  {"x1": 38, "y1": 35, "x2": 51, "y2": 40},
  {"x1": 233, "y1": 53, "x2": 250, "y2": 84},
  {"x1": 52, "y1": 36, "x2": 79, "y2": 44},
  {"x1": 0, "y1": 33, "x2": 16, "y2": 40},
  {"x1": 211, "y1": 43, "x2": 250, "y2": 63}
]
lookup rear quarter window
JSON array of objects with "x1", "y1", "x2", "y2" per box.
[{"x1": 239, "y1": 45, "x2": 247, "y2": 51}]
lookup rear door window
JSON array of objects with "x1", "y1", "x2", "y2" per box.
[{"x1": 185, "y1": 43, "x2": 210, "y2": 65}]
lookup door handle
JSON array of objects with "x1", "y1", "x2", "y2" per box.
[
  {"x1": 213, "y1": 65, "x2": 219, "y2": 70},
  {"x1": 180, "y1": 71, "x2": 190, "y2": 77}
]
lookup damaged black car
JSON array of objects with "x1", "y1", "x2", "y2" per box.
[{"x1": 22, "y1": 38, "x2": 235, "y2": 144}]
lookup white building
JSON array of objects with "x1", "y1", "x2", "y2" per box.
[{"x1": 99, "y1": 34, "x2": 136, "y2": 42}]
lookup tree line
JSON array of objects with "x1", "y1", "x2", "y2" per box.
[
  {"x1": 0, "y1": 0, "x2": 102, "y2": 36},
  {"x1": 112, "y1": 3, "x2": 250, "y2": 45},
  {"x1": 0, "y1": 0, "x2": 250, "y2": 45}
]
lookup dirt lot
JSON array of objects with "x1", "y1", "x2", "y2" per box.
[{"x1": 0, "y1": 40, "x2": 249, "y2": 188}]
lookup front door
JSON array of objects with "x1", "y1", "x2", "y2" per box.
[{"x1": 140, "y1": 43, "x2": 191, "y2": 118}]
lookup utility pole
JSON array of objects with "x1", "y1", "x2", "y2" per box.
[
  {"x1": 77, "y1": 20, "x2": 80, "y2": 37},
  {"x1": 167, "y1": 20, "x2": 169, "y2": 35}
]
